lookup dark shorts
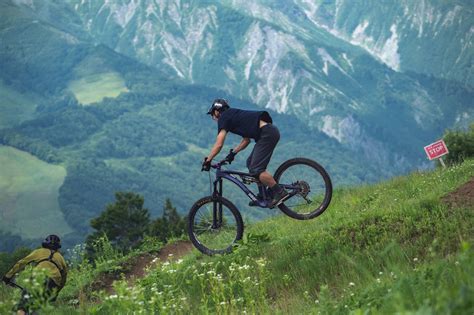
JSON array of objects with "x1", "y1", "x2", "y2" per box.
[{"x1": 246, "y1": 124, "x2": 280, "y2": 176}]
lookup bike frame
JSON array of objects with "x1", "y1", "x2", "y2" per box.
[
  {"x1": 7, "y1": 279, "x2": 24, "y2": 291},
  {"x1": 209, "y1": 161, "x2": 299, "y2": 229},
  {"x1": 213, "y1": 168, "x2": 269, "y2": 207}
]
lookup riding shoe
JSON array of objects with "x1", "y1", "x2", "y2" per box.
[{"x1": 268, "y1": 188, "x2": 290, "y2": 208}]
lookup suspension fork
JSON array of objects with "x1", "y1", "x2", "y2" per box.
[{"x1": 212, "y1": 178, "x2": 223, "y2": 228}]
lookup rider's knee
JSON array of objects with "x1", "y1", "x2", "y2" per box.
[{"x1": 250, "y1": 168, "x2": 266, "y2": 179}]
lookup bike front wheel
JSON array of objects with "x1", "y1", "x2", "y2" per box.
[
  {"x1": 188, "y1": 195, "x2": 244, "y2": 255},
  {"x1": 274, "y1": 158, "x2": 332, "y2": 220}
]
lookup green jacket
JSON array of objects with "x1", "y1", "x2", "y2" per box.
[{"x1": 5, "y1": 248, "x2": 68, "y2": 288}]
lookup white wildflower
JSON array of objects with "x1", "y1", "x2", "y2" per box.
[{"x1": 256, "y1": 258, "x2": 267, "y2": 267}]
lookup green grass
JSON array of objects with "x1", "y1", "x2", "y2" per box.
[
  {"x1": 0, "y1": 145, "x2": 73, "y2": 239},
  {"x1": 1, "y1": 159, "x2": 472, "y2": 314},
  {"x1": 0, "y1": 81, "x2": 37, "y2": 128},
  {"x1": 67, "y1": 72, "x2": 128, "y2": 105}
]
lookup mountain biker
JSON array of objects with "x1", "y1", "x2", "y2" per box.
[
  {"x1": 202, "y1": 98, "x2": 290, "y2": 208},
  {"x1": 2, "y1": 234, "x2": 68, "y2": 315}
]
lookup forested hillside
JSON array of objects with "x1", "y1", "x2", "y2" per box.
[{"x1": 0, "y1": 0, "x2": 472, "y2": 248}]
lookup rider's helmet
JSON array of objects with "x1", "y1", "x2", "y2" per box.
[
  {"x1": 207, "y1": 99, "x2": 230, "y2": 116},
  {"x1": 42, "y1": 234, "x2": 61, "y2": 250}
]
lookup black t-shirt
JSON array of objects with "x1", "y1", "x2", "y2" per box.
[{"x1": 217, "y1": 108, "x2": 273, "y2": 140}]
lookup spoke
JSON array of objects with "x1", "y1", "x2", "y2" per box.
[
  {"x1": 196, "y1": 228, "x2": 211, "y2": 236},
  {"x1": 277, "y1": 163, "x2": 329, "y2": 215},
  {"x1": 193, "y1": 202, "x2": 238, "y2": 252},
  {"x1": 196, "y1": 208, "x2": 210, "y2": 221},
  {"x1": 194, "y1": 224, "x2": 211, "y2": 232}
]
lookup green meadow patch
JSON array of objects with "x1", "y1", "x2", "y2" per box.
[
  {"x1": 0, "y1": 145, "x2": 72, "y2": 239},
  {"x1": 68, "y1": 72, "x2": 128, "y2": 105},
  {"x1": 0, "y1": 81, "x2": 37, "y2": 128}
]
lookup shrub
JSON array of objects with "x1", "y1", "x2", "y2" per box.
[{"x1": 443, "y1": 123, "x2": 474, "y2": 165}]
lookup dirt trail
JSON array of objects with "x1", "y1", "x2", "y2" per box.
[
  {"x1": 442, "y1": 177, "x2": 474, "y2": 208},
  {"x1": 93, "y1": 240, "x2": 193, "y2": 293},
  {"x1": 126, "y1": 241, "x2": 194, "y2": 283}
]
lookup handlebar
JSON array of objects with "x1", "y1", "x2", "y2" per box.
[
  {"x1": 212, "y1": 158, "x2": 230, "y2": 169},
  {"x1": 10, "y1": 282, "x2": 24, "y2": 290},
  {"x1": 4, "y1": 279, "x2": 24, "y2": 290},
  {"x1": 201, "y1": 158, "x2": 230, "y2": 172}
]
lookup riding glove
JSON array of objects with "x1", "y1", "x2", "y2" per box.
[
  {"x1": 225, "y1": 149, "x2": 236, "y2": 164},
  {"x1": 201, "y1": 157, "x2": 211, "y2": 171},
  {"x1": 2, "y1": 276, "x2": 11, "y2": 285}
]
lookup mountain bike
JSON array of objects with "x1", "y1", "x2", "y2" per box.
[
  {"x1": 188, "y1": 157, "x2": 332, "y2": 255},
  {"x1": 6, "y1": 277, "x2": 57, "y2": 315},
  {"x1": 5, "y1": 278, "x2": 24, "y2": 291},
  {"x1": 4, "y1": 278, "x2": 36, "y2": 315}
]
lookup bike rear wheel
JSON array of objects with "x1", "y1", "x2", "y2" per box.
[
  {"x1": 188, "y1": 195, "x2": 243, "y2": 255},
  {"x1": 274, "y1": 158, "x2": 332, "y2": 220}
]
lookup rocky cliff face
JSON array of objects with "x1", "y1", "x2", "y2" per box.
[
  {"x1": 9, "y1": 0, "x2": 474, "y2": 172},
  {"x1": 66, "y1": 0, "x2": 472, "y2": 171},
  {"x1": 295, "y1": 0, "x2": 473, "y2": 87}
]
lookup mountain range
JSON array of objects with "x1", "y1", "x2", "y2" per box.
[{"x1": 0, "y1": 0, "x2": 472, "y2": 249}]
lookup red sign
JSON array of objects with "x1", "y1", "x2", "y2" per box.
[{"x1": 424, "y1": 140, "x2": 449, "y2": 160}]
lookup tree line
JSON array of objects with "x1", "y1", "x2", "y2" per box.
[{"x1": 85, "y1": 192, "x2": 186, "y2": 259}]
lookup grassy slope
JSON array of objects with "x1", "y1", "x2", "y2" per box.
[
  {"x1": 1, "y1": 159, "x2": 472, "y2": 314},
  {"x1": 67, "y1": 72, "x2": 128, "y2": 105},
  {"x1": 0, "y1": 145, "x2": 73, "y2": 239},
  {"x1": 251, "y1": 160, "x2": 474, "y2": 313}
]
